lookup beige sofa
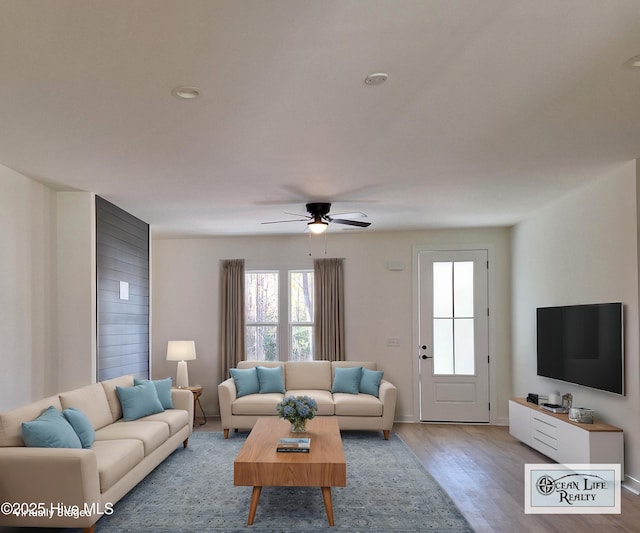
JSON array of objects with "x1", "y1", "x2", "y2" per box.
[
  {"x1": 0, "y1": 375, "x2": 193, "y2": 533},
  {"x1": 218, "y1": 360, "x2": 397, "y2": 439}
]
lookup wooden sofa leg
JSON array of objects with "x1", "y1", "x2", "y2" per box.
[
  {"x1": 224, "y1": 428, "x2": 230, "y2": 439},
  {"x1": 383, "y1": 430, "x2": 390, "y2": 440},
  {"x1": 183, "y1": 437, "x2": 189, "y2": 448},
  {"x1": 83, "y1": 526, "x2": 95, "y2": 533}
]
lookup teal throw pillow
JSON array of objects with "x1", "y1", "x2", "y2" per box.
[
  {"x1": 22, "y1": 406, "x2": 82, "y2": 449},
  {"x1": 134, "y1": 377, "x2": 174, "y2": 409},
  {"x1": 63, "y1": 407, "x2": 96, "y2": 448},
  {"x1": 230, "y1": 367, "x2": 260, "y2": 398},
  {"x1": 360, "y1": 368, "x2": 384, "y2": 397},
  {"x1": 256, "y1": 366, "x2": 286, "y2": 394},
  {"x1": 116, "y1": 381, "x2": 165, "y2": 421},
  {"x1": 331, "y1": 366, "x2": 363, "y2": 394}
]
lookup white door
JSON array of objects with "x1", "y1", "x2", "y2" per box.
[{"x1": 417, "y1": 250, "x2": 490, "y2": 422}]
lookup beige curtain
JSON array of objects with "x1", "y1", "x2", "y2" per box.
[
  {"x1": 220, "y1": 259, "x2": 245, "y2": 381},
  {"x1": 313, "y1": 258, "x2": 345, "y2": 361}
]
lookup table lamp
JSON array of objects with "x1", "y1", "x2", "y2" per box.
[{"x1": 166, "y1": 340, "x2": 196, "y2": 388}]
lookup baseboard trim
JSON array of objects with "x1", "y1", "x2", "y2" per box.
[{"x1": 623, "y1": 474, "x2": 640, "y2": 495}]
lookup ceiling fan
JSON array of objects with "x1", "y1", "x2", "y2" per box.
[{"x1": 262, "y1": 202, "x2": 371, "y2": 234}]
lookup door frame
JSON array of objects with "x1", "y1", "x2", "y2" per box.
[{"x1": 412, "y1": 244, "x2": 498, "y2": 424}]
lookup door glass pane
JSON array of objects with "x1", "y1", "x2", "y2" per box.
[
  {"x1": 245, "y1": 325, "x2": 278, "y2": 361},
  {"x1": 433, "y1": 262, "x2": 452, "y2": 317},
  {"x1": 433, "y1": 261, "x2": 475, "y2": 376},
  {"x1": 453, "y1": 262, "x2": 474, "y2": 317},
  {"x1": 433, "y1": 319, "x2": 454, "y2": 374},
  {"x1": 290, "y1": 325, "x2": 313, "y2": 361},
  {"x1": 454, "y1": 319, "x2": 475, "y2": 374}
]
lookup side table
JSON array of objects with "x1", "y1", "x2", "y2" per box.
[{"x1": 173, "y1": 386, "x2": 207, "y2": 426}]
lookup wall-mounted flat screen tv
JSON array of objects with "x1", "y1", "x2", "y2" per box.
[{"x1": 536, "y1": 303, "x2": 624, "y2": 395}]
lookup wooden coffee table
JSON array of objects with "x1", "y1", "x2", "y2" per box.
[{"x1": 234, "y1": 417, "x2": 346, "y2": 526}]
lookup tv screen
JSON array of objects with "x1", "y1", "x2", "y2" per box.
[{"x1": 536, "y1": 303, "x2": 624, "y2": 395}]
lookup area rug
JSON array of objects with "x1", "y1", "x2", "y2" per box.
[{"x1": 91, "y1": 431, "x2": 474, "y2": 533}]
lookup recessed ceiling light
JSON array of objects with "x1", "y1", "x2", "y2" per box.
[
  {"x1": 623, "y1": 55, "x2": 640, "y2": 68},
  {"x1": 364, "y1": 72, "x2": 389, "y2": 86},
  {"x1": 171, "y1": 86, "x2": 202, "y2": 99}
]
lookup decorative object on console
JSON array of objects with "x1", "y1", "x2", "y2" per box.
[
  {"x1": 166, "y1": 340, "x2": 196, "y2": 388},
  {"x1": 276, "y1": 395, "x2": 318, "y2": 433},
  {"x1": 569, "y1": 407, "x2": 594, "y2": 424}
]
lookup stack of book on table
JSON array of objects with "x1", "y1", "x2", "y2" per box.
[{"x1": 276, "y1": 437, "x2": 311, "y2": 453}]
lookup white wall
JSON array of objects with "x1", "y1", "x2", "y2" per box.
[
  {"x1": 151, "y1": 227, "x2": 511, "y2": 423},
  {"x1": 512, "y1": 160, "x2": 640, "y2": 489},
  {"x1": 0, "y1": 164, "x2": 56, "y2": 410},
  {"x1": 56, "y1": 192, "x2": 97, "y2": 391}
]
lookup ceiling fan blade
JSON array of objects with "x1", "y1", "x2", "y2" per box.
[
  {"x1": 327, "y1": 212, "x2": 367, "y2": 219},
  {"x1": 330, "y1": 218, "x2": 371, "y2": 227},
  {"x1": 261, "y1": 218, "x2": 309, "y2": 225}
]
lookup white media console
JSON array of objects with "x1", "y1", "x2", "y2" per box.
[{"x1": 509, "y1": 398, "x2": 624, "y2": 471}]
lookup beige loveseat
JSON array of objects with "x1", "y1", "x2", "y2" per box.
[
  {"x1": 218, "y1": 360, "x2": 397, "y2": 439},
  {"x1": 0, "y1": 375, "x2": 193, "y2": 532}
]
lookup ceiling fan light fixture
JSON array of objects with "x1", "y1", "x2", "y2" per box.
[{"x1": 308, "y1": 219, "x2": 328, "y2": 234}]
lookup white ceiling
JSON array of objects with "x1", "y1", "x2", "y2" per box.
[{"x1": 1, "y1": 0, "x2": 640, "y2": 237}]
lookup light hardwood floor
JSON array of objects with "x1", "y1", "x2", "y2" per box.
[{"x1": 197, "y1": 418, "x2": 640, "y2": 533}]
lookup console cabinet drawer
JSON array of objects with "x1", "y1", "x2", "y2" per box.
[{"x1": 532, "y1": 417, "x2": 559, "y2": 457}]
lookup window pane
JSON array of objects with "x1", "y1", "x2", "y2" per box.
[
  {"x1": 245, "y1": 272, "x2": 278, "y2": 323},
  {"x1": 290, "y1": 271, "x2": 314, "y2": 323},
  {"x1": 454, "y1": 318, "x2": 475, "y2": 375},
  {"x1": 245, "y1": 325, "x2": 278, "y2": 361},
  {"x1": 433, "y1": 262, "x2": 452, "y2": 318},
  {"x1": 433, "y1": 319, "x2": 454, "y2": 374},
  {"x1": 290, "y1": 325, "x2": 313, "y2": 361},
  {"x1": 454, "y1": 262, "x2": 474, "y2": 317}
]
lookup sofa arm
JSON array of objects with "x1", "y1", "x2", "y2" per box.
[
  {"x1": 379, "y1": 379, "x2": 398, "y2": 435},
  {"x1": 171, "y1": 388, "x2": 195, "y2": 427},
  {"x1": 0, "y1": 447, "x2": 101, "y2": 528},
  {"x1": 217, "y1": 378, "x2": 237, "y2": 438}
]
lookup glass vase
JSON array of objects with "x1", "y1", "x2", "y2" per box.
[{"x1": 290, "y1": 419, "x2": 308, "y2": 433}]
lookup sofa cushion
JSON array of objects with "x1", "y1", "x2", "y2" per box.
[
  {"x1": 134, "y1": 377, "x2": 174, "y2": 409},
  {"x1": 116, "y1": 382, "x2": 165, "y2": 421},
  {"x1": 95, "y1": 420, "x2": 170, "y2": 456},
  {"x1": 59, "y1": 383, "x2": 113, "y2": 431},
  {"x1": 92, "y1": 438, "x2": 145, "y2": 492},
  {"x1": 140, "y1": 409, "x2": 190, "y2": 436},
  {"x1": 232, "y1": 393, "x2": 284, "y2": 416},
  {"x1": 285, "y1": 390, "x2": 334, "y2": 416},
  {"x1": 230, "y1": 368, "x2": 260, "y2": 397},
  {"x1": 360, "y1": 368, "x2": 384, "y2": 397},
  {"x1": 331, "y1": 366, "x2": 363, "y2": 394},
  {"x1": 63, "y1": 407, "x2": 96, "y2": 448},
  {"x1": 101, "y1": 375, "x2": 135, "y2": 422},
  {"x1": 333, "y1": 393, "x2": 384, "y2": 416},
  {"x1": 256, "y1": 366, "x2": 286, "y2": 394},
  {"x1": 0, "y1": 394, "x2": 62, "y2": 447},
  {"x1": 285, "y1": 361, "x2": 332, "y2": 390},
  {"x1": 21, "y1": 406, "x2": 82, "y2": 449}
]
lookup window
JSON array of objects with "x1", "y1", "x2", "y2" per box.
[{"x1": 245, "y1": 269, "x2": 314, "y2": 361}]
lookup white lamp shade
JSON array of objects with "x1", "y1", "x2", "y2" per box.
[
  {"x1": 166, "y1": 340, "x2": 196, "y2": 361},
  {"x1": 167, "y1": 340, "x2": 196, "y2": 388}
]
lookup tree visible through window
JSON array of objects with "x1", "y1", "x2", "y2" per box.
[{"x1": 245, "y1": 270, "x2": 314, "y2": 361}]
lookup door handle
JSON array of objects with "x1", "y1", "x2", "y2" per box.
[{"x1": 420, "y1": 354, "x2": 433, "y2": 360}]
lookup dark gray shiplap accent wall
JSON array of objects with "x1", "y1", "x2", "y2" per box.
[{"x1": 96, "y1": 196, "x2": 149, "y2": 381}]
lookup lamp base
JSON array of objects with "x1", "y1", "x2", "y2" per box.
[{"x1": 175, "y1": 360, "x2": 189, "y2": 388}]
